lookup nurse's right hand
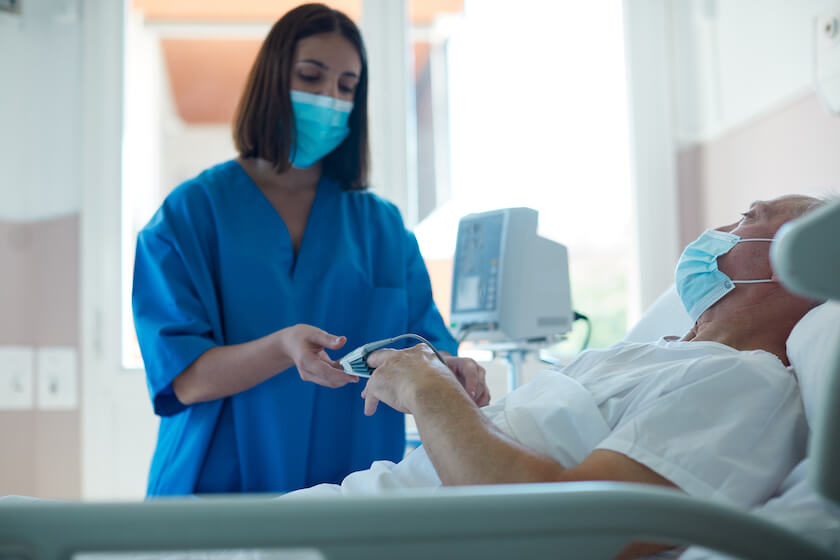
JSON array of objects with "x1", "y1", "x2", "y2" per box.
[{"x1": 280, "y1": 324, "x2": 359, "y2": 388}]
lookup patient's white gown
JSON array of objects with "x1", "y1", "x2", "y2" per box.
[
  {"x1": 289, "y1": 339, "x2": 806, "y2": 511},
  {"x1": 289, "y1": 339, "x2": 840, "y2": 557}
]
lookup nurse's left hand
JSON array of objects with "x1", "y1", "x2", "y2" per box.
[
  {"x1": 280, "y1": 324, "x2": 358, "y2": 388},
  {"x1": 443, "y1": 356, "x2": 491, "y2": 407}
]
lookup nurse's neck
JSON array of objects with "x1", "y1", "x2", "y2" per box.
[
  {"x1": 238, "y1": 156, "x2": 321, "y2": 256},
  {"x1": 238, "y1": 156, "x2": 321, "y2": 195}
]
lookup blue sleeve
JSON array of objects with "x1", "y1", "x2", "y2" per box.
[
  {"x1": 403, "y1": 228, "x2": 458, "y2": 355},
  {"x1": 132, "y1": 207, "x2": 220, "y2": 417}
]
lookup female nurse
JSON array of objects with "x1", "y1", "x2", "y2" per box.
[{"x1": 132, "y1": 3, "x2": 489, "y2": 496}]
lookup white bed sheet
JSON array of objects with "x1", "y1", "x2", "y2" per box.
[{"x1": 680, "y1": 458, "x2": 840, "y2": 559}]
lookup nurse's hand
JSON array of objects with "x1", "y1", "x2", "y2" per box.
[
  {"x1": 280, "y1": 324, "x2": 358, "y2": 388},
  {"x1": 442, "y1": 355, "x2": 490, "y2": 407}
]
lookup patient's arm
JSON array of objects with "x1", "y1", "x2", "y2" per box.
[
  {"x1": 363, "y1": 345, "x2": 678, "y2": 489},
  {"x1": 414, "y1": 384, "x2": 676, "y2": 488},
  {"x1": 364, "y1": 345, "x2": 679, "y2": 560}
]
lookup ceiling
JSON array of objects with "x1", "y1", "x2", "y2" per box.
[
  {"x1": 134, "y1": 1, "x2": 462, "y2": 124},
  {"x1": 133, "y1": 0, "x2": 463, "y2": 26}
]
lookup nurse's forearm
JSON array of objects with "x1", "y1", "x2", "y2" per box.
[
  {"x1": 411, "y1": 378, "x2": 566, "y2": 486},
  {"x1": 172, "y1": 331, "x2": 292, "y2": 405}
]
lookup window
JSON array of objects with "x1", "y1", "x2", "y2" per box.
[
  {"x1": 415, "y1": 0, "x2": 633, "y2": 356},
  {"x1": 122, "y1": 0, "x2": 631, "y2": 367},
  {"x1": 122, "y1": 4, "x2": 279, "y2": 367}
]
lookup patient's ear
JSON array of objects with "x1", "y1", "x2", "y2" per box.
[
  {"x1": 771, "y1": 271, "x2": 795, "y2": 291},
  {"x1": 772, "y1": 270, "x2": 824, "y2": 308}
]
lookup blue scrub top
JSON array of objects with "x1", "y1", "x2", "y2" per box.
[{"x1": 132, "y1": 160, "x2": 456, "y2": 496}]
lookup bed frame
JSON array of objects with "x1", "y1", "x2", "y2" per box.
[{"x1": 0, "y1": 482, "x2": 834, "y2": 559}]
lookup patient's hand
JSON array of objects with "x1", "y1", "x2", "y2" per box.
[
  {"x1": 362, "y1": 344, "x2": 465, "y2": 416},
  {"x1": 443, "y1": 356, "x2": 490, "y2": 407}
]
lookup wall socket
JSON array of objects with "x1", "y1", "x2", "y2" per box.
[
  {"x1": 0, "y1": 346, "x2": 34, "y2": 409},
  {"x1": 816, "y1": 10, "x2": 840, "y2": 114},
  {"x1": 37, "y1": 346, "x2": 78, "y2": 410}
]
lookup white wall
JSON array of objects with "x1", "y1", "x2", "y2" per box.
[
  {"x1": 624, "y1": 0, "x2": 840, "y2": 312},
  {"x1": 671, "y1": 0, "x2": 840, "y2": 144},
  {"x1": 667, "y1": 0, "x2": 840, "y2": 236},
  {"x1": 0, "y1": 0, "x2": 83, "y2": 221},
  {"x1": 0, "y1": 0, "x2": 86, "y2": 499}
]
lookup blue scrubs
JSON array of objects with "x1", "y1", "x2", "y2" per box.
[{"x1": 132, "y1": 160, "x2": 456, "y2": 496}]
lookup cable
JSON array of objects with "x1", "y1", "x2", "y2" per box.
[
  {"x1": 574, "y1": 311, "x2": 591, "y2": 351},
  {"x1": 384, "y1": 334, "x2": 447, "y2": 365},
  {"x1": 456, "y1": 322, "x2": 497, "y2": 346},
  {"x1": 339, "y1": 333, "x2": 447, "y2": 377}
]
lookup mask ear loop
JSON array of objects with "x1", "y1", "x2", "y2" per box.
[{"x1": 730, "y1": 238, "x2": 776, "y2": 284}]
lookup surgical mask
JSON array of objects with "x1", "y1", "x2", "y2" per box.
[
  {"x1": 675, "y1": 229, "x2": 774, "y2": 322},
  {"x1": 288, "y1": 90, "x2": 353, "y2": 169}
]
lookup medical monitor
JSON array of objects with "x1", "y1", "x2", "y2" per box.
[{"x1": 450, "y1": 207, "x2": 573, "y2": 342}]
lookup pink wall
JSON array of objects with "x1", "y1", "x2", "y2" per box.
[
  {"x1": 678, "y1": 92, "x2": 840, "y2": 242},
  {"x1": 0, "y1": 215, "x2": 80, "y2": 499},
  {"x1": 0, "y1": 222, "x2": 31, "y2": 344}
]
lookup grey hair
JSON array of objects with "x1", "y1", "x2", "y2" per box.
[
  {"x1": 792, "y1": 191, "x2": 838, "y2": 217},
  {"x1": 815, "y1": 189, "x2": 840, "y2": 205}
]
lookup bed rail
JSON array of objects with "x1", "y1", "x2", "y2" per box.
[{"x1": 0, "y1": 482, "x2": 832, "y2": 560}]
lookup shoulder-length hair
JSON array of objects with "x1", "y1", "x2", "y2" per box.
[{"x1": 233, "y1": 3, "x2": 369, "y2": 190}]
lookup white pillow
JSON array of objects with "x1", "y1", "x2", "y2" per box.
[
  {"x1": 786, "y1": 301, "x2": 840, "y2": 425},
  {"x1": 679, "y1": 459, "x2": 840, "y2": 560},
  {"x1": 623, "y1": 285, "x2": 693, "y2": 343}
]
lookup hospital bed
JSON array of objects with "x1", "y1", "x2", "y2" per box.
[{"x1": 2, "y1": 199, "x2": 839, "y2": 560}]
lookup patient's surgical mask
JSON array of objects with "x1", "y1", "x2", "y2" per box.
[
  {"x1": 288, "y1": 90, "x2": 353, "y2": 169},
  {"x1": 675, "y1": 229, "x2": 774, "y2": 322}
]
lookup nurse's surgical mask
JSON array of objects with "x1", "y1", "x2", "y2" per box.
[
  {"x1": 675, "y1": 229, "x2": 774, "y2": 322},
  {"x1": 288, "y1": 90, "x2": 353, "y2": 169}
]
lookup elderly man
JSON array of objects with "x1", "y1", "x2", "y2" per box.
[{"x1": 292, "y1": 195, "x2": 822, "y2": 522}]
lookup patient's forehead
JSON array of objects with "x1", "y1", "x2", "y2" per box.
[
  {"x1": 745, "y1": 195, "x2": 819, "y2": 227},
  {"x1": 723, "y1": 194, "x2": 819, "y2": 237},
  {"x1": 759, "y1": 195, "x2": 819, "y2": 220}
]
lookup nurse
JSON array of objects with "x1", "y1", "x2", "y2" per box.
[{"x1": 132, "y1": 3, "x2": 489, "y2": 496}]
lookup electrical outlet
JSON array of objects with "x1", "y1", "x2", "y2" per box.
[
  {"x1": 37, "y1": 346, "x2": 78, "y2": 410},
  {"x1": 819, "y1": 14, "x2": 840, "y2": 44},
  {"x1": 816, "y1": 10, "x2": 840, "y2": 114},
  {"x1": 0, "y1": 346, "x2": 34, "y2": 409}
]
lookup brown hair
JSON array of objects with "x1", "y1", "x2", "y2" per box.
[{"x1": 233, "y1": 3, "x2": 369, "y2": 190}]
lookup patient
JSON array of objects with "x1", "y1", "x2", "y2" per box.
[{"x1": 289, "y1": 195, "x2": 824, "y2": 548}]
